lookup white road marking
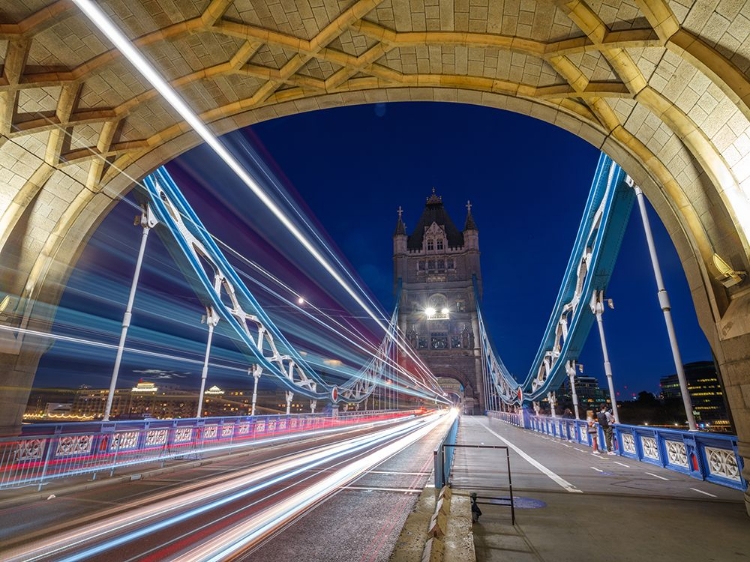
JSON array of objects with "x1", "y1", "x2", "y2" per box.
[
  {"x1": 591, "y1": 467, "x2": 604, "y2": 473},
  {"x1": 614, "y1": 461, "x2": 630, "y2": 468},
  {"x1": 645, "y1": 472, "x2": 669, "y2": 480},
  {"x1": 482, "y1": 425, "x2": 583, "y2": 493},
  {"x1": 690, "y1": 488, "x2": 717, "y2": 498}
]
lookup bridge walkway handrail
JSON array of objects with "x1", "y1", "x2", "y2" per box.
[
  {"x1": 487, "y1": 411, "x2": 745, "y2": 491},
  {"x1": 0, "y1": 410, "x2": 416, "y2": 491}
]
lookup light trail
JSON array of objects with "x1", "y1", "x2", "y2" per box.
[
  {"x1": 0, "y1": 2, "x2": 449, "y2": 404},
  {"x1": 70, "y1": 0, "x2": 447, "y2": 403},
  {"x1": 179, "y1": 412, "x2": 448, "y2": 561},
  {"x1": 71, "y1": 0, "x2": 390, "y2": 339},
  {"x1": 3, "y1": 413, "x2": 447, "y2": 562}
]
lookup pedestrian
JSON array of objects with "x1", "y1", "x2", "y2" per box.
[
  {"x1": 597, "y1": 404, "x2": 616, "y2": 455},
  {"x1": 562, "y1": 408, "x2": 573, "y2": 419},
  {"x1": 586, "y1": 410, "x2": 599, "y2": 453},
  {"x1": 470, "y1": 492, "x2": 482, "y2": 523}
]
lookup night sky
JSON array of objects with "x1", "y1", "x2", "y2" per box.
[{"x1": 36, "y1": 101, "x2": 712, "y2": 399}]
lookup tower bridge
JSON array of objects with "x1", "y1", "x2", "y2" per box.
[{"x1": 0, "y1": 0, "x2": 749, "y2": 517}]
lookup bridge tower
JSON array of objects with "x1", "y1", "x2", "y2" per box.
[{"x1": 394, "y1": 190, "x2": 483, "y2": 414}]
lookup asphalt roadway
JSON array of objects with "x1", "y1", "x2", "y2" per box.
[
  {"x1": 0, "y1": 414, "x2": 454, "y2": 562},
  {"x1": 455, "y1": 416, "x2": 750, "y2": 562},
  {"x1": 1, "y1": 414, "x2": 747, "y2": 562}
]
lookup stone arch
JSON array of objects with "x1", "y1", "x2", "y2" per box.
[{"x1": 1, "y1": 0, "x2": 750, "y2": 512}]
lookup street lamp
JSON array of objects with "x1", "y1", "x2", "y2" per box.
[
  {"x1": 197, "y1": 305, "x2": 220, "y2": 418},
  {"x1": 104, "y1": 205, "x2": 158, "y2": 422},
  {"x1": 565, "y1": 360, "x2": 580, "y2": 420},
  {"x1": 591, "y1": 290, "x2": 620, "y2": 423}
]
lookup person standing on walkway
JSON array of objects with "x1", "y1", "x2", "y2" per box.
[
  {"x1": 597, "y1": 404, "x2": 615, "y2": 455},
  {"x1": 586, "y1": 410, "x2": 600, "y2": 454}
]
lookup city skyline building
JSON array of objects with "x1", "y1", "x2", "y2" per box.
[
  {"x1": 23, "y1": 382, "x2": 401, "y2": 423},
  {"x1": 660, "y1": 361, "x2": 731, "y2": 429}
]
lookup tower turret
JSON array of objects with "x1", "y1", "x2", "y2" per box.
[
  {"x1": 393, "y1": 206, "x2": 407, "y2": 255},
  {"x1": 464, "y1": 200, "x2": 479, "y2": 250},
  {"x1": 394, "y1": 189, "x2": 484, "y2": 414}
]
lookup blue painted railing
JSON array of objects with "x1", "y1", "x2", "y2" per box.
[
  {"x1": 1, "y1": 410, "x2": 414, "y2": 490},
  {"x1": 488, "y1": 411, "x2": 745, "y2": 491}
]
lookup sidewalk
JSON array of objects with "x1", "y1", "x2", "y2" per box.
[{"x1": 452, "y1": 416, "x2": 750, "y2": 562}]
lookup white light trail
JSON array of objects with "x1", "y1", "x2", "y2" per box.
[
  {"x1": 3, "y1": 413, "x2": 446, "y2": 562},
  {"x1": 71, "y1": 0, "x2": 388, "y2": 336},
  {"x1": 70, "y1": 0, "x2": 448, "y2": 403}
]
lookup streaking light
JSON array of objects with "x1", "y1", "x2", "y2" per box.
[{"x1": 71, "y1": 0, "x2": 389, "y2": 337}]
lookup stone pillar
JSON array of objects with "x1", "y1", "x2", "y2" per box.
[
  {"x1": 0, "y1": 347, "x2": 45, "y2": 436},
  {"x1": 709, "y1": 285, "x2": 750, "y2": 516},
  {"x1": 714, "y1": 314, "x2": 750, "y2": 516}
]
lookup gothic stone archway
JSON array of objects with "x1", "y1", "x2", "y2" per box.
[{"x1": 1, "y1": 0, "x2": 749, "y2": 512}]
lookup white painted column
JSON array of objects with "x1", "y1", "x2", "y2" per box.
[
  {"x1": 104, "y1": 206, "x2": 157, "y2": 421},
  {"x1": 196, "y1": 306, "x2": 219, "y2": 418},
  {"x1": 591, "y1": 291, "x2": 620, "y2": 423},
  {"x1": 566, "y1": 360, "x2": 580, "y2": 420},
  {"x1": 250, "y1": 364, "x2": 262, "y2": 416},
  {"x1": 633, "y1": 185, "x2": 697, "y2": 431},
  {"x1": 285, "y1": 391, "x2": 293, "y2": 415}
]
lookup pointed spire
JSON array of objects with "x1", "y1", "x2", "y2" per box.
[
  {"x1": 394, "y1": 205, "x2": 406, "y2": 235},
  {"x1": 426, "y1": 187, "x2": 442, "y2": 205},
  {"x1": 464, "y1": 200, "x2": 477, "y2": 231}
]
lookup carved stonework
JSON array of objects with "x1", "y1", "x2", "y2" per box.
[
  {"x1": 706, "y1": 447, "x2": 741, "y2": 482},
  {"x1": 641, "y1": 436, "x2": 659, "y2": 460},
  {"x1": 665, "y1": 440, "x2": 688, "y2": 468}
]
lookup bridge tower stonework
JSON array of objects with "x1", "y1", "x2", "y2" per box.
[{"x1": 394, "y1": 191, "x2": 483, "y2": 414}]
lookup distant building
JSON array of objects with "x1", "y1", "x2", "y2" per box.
[
  {"x1": 659, "y1": 361, "x2": 730, "y2": 429},
  {"x1": 24, "y1": 383, "x2": 291, "y2": 421},
  {"x1": 394, "y1": 190, "x2": 483, "y2": 414},
  {"x1": 556, "y1": 375, "x2": 608, "y2": 413}
]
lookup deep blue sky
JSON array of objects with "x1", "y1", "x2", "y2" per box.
[{"x1": 37, "y1": 102, "x2": 712, "y2": 398}]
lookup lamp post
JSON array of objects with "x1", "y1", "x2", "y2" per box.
[
  {"x1": 196, "y1": 306, "x2": 220, "y2": 418},
  {"x1": 548, "y1": 391, "x2": 557, "y2": 418},
  {"x1": 104, "y1": 205, "x2": 158, "y2": 421},
  {"x1": 565, "y1": 360, "x2": 580, "y2": 420},
  {"x1": 285, "y1": 391, "x2": 293, "y2": 415},
  {"x1": 250, "y1": 364, "x2": 262, "y2": 416},
  {"x1": 590, "y1": 291, "x2": 620, "y2": 423},
  {"x1": 631, "y1": 183, "x2": 696, "y2": 431}
]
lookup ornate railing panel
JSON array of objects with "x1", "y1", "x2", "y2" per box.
[
  {"x1": 0, "y1": 410, "x2": 419, "y2": 490},
  {"x1": 488, "y1": 412, "x2": 745, "y2": 491}
]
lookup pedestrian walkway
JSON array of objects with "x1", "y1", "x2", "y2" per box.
[{"x1": 451, "y1": 416, "x2": 749, "y2": 562}]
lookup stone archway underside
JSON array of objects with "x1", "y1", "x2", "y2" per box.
[{"x1": 1, "y1": 0, "x2": 749, "y2": 510}]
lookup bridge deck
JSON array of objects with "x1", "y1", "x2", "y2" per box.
[
  {"x1": 0, "y1": 415, "x2": 747, "y2": 561},
  {"x1": 455, "y1": 416, "x2": 749, "y2": 561}
]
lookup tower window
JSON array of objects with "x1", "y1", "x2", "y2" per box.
[
  {"x1": 430, "y1": 333, "x2": 448, "y2": 349},
  {"x1": 427, "y1": 239, "x2": 434, "y2": 251},
  {"x1": 437, "y1": 239, "x2": 444, "y2": 250}
]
